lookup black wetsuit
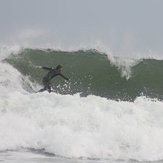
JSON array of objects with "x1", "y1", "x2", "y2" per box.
[{"x1": 39, "y1": 67, "x2": 68, "y2": 92}]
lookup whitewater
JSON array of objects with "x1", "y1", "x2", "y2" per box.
[{"x1": 1, "y1": 46, "x2": 163, "y2": 163}]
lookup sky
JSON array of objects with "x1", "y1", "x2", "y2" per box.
[{"x1": 0, "y1": 0, "x2": 163, "y2": 57}]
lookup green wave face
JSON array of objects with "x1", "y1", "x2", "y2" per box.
[{"x1": 5, "y1": 49, "x2": 163, "y2": 101}]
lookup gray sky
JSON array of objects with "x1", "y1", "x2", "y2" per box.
[{"x1": 0, "y1": 0, "x2": 163, "y2": 57}]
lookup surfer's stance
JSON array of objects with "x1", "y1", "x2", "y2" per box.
[{"x1": 39, "y1": 64, "x2": 69, "y2": 93}]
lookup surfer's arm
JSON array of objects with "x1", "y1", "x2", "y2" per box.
[
  {"x1": 59, "y1": 74, "x2": 69, "y2": 81},
  {"x1": 42, "y1": 67, "x2": 52, "y2": 71}
]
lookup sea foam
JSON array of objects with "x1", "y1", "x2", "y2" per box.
[{"x1": 0, "y1": 89, "x2": 163, "y2": 161}]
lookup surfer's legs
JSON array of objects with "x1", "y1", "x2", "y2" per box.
[
  {"x1": 39, "y1": 79, "x2": 51, "y2": 92},
  {"x1": 47, "y1": 84, "x2": 51, "y2": 93}
]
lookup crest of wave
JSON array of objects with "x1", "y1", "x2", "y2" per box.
[
  {"x1": 82, "y1": 41, "x2": 141, "y2": 80},
  {"x1": 108, "y1": 56, "x2": 140, "y2": 80},
  {"x1": 0, "y1": 45, "x2": 22, "y2": 61}
]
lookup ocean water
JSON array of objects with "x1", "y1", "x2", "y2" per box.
[{"x1": 1, "y1": 46, "x2": 163, "y2": 163}]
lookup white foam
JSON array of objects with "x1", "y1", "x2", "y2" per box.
[
  {"x1": 0, "y1": 45, "x2": 22, "y2": 61},
  {"x1": 0, "y1": 62, "x2": 24, "y2": 93},
  {"x1": 0, "y1": 89, "x2": 163, "y2": 161},
  {"x1": 107, "y1": 56, "x2": 141, "y2": 80}
]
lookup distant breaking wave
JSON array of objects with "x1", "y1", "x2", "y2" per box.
[{"x1": 5, "y1": 48, "x2": 163, "y2": 101}]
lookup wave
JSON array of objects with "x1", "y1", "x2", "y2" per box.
[
  {"x1": 4, "y1": 48, "x2": 163, "y2": 101},
  {"x1": 0, "y1": 47, "x2": 163, "y2": 161}
]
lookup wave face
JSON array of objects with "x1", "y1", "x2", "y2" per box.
[{"x1": 5, "y1": 48, "x2": 163, "y2": 101}]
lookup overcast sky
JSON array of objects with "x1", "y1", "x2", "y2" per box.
[{"x1": 0, "y1": 0, "x2": 163, "y2": 57}]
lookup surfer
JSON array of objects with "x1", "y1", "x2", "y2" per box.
[{"x1": 39, "y1": 64, "x2": 69, "y2": 92}]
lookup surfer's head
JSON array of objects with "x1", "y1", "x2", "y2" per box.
[{"x1": 56, "y1": 64, "x2": 63, "y2": 70}]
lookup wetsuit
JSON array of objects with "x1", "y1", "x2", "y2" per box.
[{"x1": 39, "y1": 67, "x2": 68, "y2": 92}]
